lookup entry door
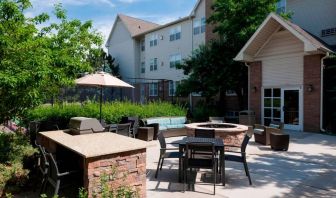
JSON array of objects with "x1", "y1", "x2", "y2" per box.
[{"x1": 281, "y1": 88, "x2": 302, "y2": 131}]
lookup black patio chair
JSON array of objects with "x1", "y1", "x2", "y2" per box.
[
  {"x1": 43, "y1": 153, "x2": 79, "y2": 196},
  {"x1": 121, "y1": 116, "x2": 139, "y2": 138},
  {"x1": 225, "y1": 133, "x2": 253, "y2": 185},
  {"x1": 155, "y1": 132, "x2": 183, "y2": 178},
  {"x1": 116, "y1": 123, "x2": 133, "y2": 138},
  {"x1": 184, "y1": 141, "x2": 217, "y2": 195},
  {"x1": 195, "y1": 128, "x2": 215, "y2": 138},
  {"x1": 35, "y1": 141, "x2": 49, "y2": 194},
  {"x1": 193, "y1": 129, "x2": 216, "y2": 156}
]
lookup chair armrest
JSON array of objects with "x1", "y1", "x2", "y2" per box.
[
  {"x1": 254, "y1": 124, "x2": 265, "y2": 130},
  {"x1": 265, "y1": 127, "x2": 282, "y2": 134},
  {"x1": 161, "y1": 148, "x2": 179, "y2": 151},
  {"x1": 58, "y1": 170, "x2": 79, "y2": 177}
]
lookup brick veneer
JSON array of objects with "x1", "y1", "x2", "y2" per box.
[
  {"x1": 205, "y1": 0, "x2": 218, "y2": 42},
  {"x1": 85, "y1": 149, "x2": 146, "y2": 198},
  {"x1": 250, "y1": 61, "x2": 262, "y2": 123},
  {"x1": 304, "y1": 54, "x2": 322, "y2": 132}
]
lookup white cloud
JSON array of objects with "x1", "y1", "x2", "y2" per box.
[
  {"x1": 30, "y1": 0, "x2": 115, "y2": 9},
  {"x1": 117, "y1": 0, "x2": 144, "y2": 3}
]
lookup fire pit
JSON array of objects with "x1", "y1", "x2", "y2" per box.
[{"x1": 185, "y1": 122, "x2": 248, "y2": 146}]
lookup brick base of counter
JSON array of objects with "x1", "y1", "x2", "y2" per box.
[{"x1": 84, "y1": 148, "x2": 146, "y2": 198}]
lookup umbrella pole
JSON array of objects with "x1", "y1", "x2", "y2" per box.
[{"x1": 100, "y1": 86, "x2": 103, "y2": 122}]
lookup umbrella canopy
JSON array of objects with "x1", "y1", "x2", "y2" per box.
[
  {"x1": 75, "y1": 72, "x2": 134, "y2": 122},
  {"x1": 75, "y1": 72, "x2": 134, "y2": 88}
]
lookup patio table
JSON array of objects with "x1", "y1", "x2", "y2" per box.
[{"x1": 178, "y1": 137, "x2": 225, "y2": 185}]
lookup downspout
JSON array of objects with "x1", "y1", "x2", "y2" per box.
[
  {"x1": 245, "y1": 62, "x2": 250, "y2": 110},
  {"x1": 320, "y1": 52, "x2": 330, "y2": 132}
]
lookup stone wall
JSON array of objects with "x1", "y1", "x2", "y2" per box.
[{"x1": 85, "y1": 149, "x2": 146, "y2": 198}]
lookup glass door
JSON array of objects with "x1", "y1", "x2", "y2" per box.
[{"x1": 282, "y1": 88, "x2": 301, "y2": 130}]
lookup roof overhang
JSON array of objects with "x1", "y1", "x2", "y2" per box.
[{"x1": 234, "y1": 13, "x2": 333, "y2": 62}]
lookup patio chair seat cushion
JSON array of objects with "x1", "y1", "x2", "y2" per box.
[
  {"x1": 170, "y1": 117, "x2": 186, "y2": 125},
  {"x1": 166, "y1": 124, "x2": 185, "y2": 129},
  {"x1": 269, "y1": 123, "x2": 280, "y2": 129},
  {"x1": 253, "y1": 128, "x2": 264, "y2": 134},
  {"x1": 159, "y1": 126, "x2": 168, "y2": 131}
]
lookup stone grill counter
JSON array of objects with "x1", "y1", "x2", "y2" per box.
[{"x1": 39, "y1": 131, "x2": 149, "y2": 197}]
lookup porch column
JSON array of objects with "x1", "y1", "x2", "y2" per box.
[
  {"x1": 304, "y1": 54, "x2": 322, "y2": 132},
  {"x1": 250, "y1": 61, "x2": 262, "y2": 123}
]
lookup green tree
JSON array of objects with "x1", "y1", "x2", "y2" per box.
[
  {"x1": 90, "y1": 49, "x2": 120, "y2": 78},
  {"x1": 0, "y1": 0, "x2": 102, "y2": 123},
  {"x1": 177, "y1": 0, "x2": 279, "y2": 112}
]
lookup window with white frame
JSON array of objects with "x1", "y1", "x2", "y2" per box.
[
  {"x1": 193, "y1": 17, "x2": 206, "y2": 35},
  {"x1": 263, "y1": 88, "x2": 281, "y2": 126},
  {"x1": 276, "y1": 0, "x2": 286, "y2": 14},
  {"x1": 169, "y1": 81, "x2": 180, "y2": 96},
  {"x1": 149, "y1": 83, "x2": 158, "y2": 96},
  {"x1": 141, "y1": 40, "x2": 145, "y2": 51},
  {"x1": 201, "y1": 17, "x2": 206, "y2": 33},
  {"x1": 169, "y1": 54, "x2": 182, "y2": 68},
  {"x1": 226, "y1": 90, "x2": 237, "y2": 96},
  {"x1": 169, "y1": 26, "x2": 181, "y2": 41},
  {"x1": 141, "y1": 62, "x2": 145, "y2": 73},
  {"x1": 149, "y1": 34, "x2": 158, "y2": 47},
  {"x1": 150, "y1": 58, "x2": 158, "y2": 71}
]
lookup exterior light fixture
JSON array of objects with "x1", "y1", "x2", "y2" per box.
[
  {"x1": 307, "y1": 84, "x2": 313, "y2": 92},
  {"x1": 251, "y1": 86, "x2": 257, "y2": 93}
]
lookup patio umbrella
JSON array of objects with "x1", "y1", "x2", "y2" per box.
[{"x1": 75, "y1": 72, "x2": 134, "y2": 122}]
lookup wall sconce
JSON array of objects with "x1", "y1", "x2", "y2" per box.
[
  {"x1": 251, "y1": 86, "x2": 257, "y2": 93},
  {"x1": 307, "y1": 84, "x2": 313, "y2": 92}
]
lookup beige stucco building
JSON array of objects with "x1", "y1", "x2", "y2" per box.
[
  {"x1": 106, "y1": 0, "x2": 216, "y2": 103},
  {"x1": 235, "y1": 0, "x2": 336, "y2": 132}
]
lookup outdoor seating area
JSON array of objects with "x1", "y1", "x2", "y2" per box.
[
  {"x1": 1, "y1": 0, "x2": 336, "y2": 197},
  {"x1": 145, "y1": 130, "x2": 336, "y2": 198}
]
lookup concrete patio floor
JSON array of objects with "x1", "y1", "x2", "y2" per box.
[{"x1": 146, "y1": 131, "x2": 336, "y2": 198}]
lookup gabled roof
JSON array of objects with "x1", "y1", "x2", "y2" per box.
[
  {"x1": 235, "y1": 13, "x2": 334, "y2": 62},
  {"x1": 106, "y1": 14, "x2": 159, "y2": 47},
  {"x1": 119, "y1": 14, "x2": 160, "y2": 37}
]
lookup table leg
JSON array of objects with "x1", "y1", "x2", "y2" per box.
[
  {"x1": 221, "y1": 148, "x2": 225, "y2": 186},
  {"x1": 179, "y1": 145, "x2": 183, "y2": 183}
]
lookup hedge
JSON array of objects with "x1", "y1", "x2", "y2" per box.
[{"x1": 24, "y1": 101, "x2": 187, "y2": 128}]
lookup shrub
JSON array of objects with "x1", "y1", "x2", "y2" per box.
[
  {"x1": 0, "y1": 132, "x2": 36, "y2": 196},
  {"x1": 24, "y1": 101, "x2": 187, "y2": 127}
]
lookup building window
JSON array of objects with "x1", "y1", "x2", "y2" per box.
[
  {"x1": 226, "y1": 90, "x2": 237, "y2": 96},
  {"x1": 193, "y1": 17, "x2": 206, "y2": 35},
  {"x1": 276, "y1": 0, "x2": 286, "y2": 14},
  {"x1": 141, "y1": 40, "x2": 145, "y2": 51},
  {"x1": 169, "y1": 54, "x2": 182, "y2": 68},
  {"x1": 201, "y1": 17, "x2": 206, "y2": 33},
  {"x1": 149, "y1": 83, "x2": 158, "y2": 96},
  {"x1": 169, "y1": 81, "x2": 180, "y2": 96},
  {"x1": 322, "y1": 27, "x2": 336, "y2": 37},
  {"x1": 150, "y1": 34, "x2": 158, "y2": 47},
  {"x1": 263, "y1": 88, "x2": 281, "y2": 126},
  {"x1": 169, "y1": 26, "x2": 181, "y2": 41},
  {"x1": 141, "y1": 62, "x2": 145, "y2": 73},
  {"x1": 150, "y1": 58, "x2": 158, "y2": 71}
]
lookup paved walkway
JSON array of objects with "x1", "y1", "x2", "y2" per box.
[{"x1": 146, "y1": 131, "x2": 336, "y2": 198}]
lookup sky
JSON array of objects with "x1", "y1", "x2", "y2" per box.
[{"x1": 26, "y1": 0, "x2": 198, "y2": 45}]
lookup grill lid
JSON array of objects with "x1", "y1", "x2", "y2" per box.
[{"x1": 69, "y1": 117, "x2": 104, "y2": 135}]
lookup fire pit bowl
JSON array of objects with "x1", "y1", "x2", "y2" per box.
[{"x1": 185, "y1": 122, "x2": 248, "y2": 147}]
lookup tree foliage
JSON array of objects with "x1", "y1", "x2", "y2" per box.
[
  {"x1": 177, "y1": 0, "x2": 279, "y2": 111},
  {"x1": 0, "y1": 0, "x2": 102, "y2": 122},
  {"x1": 90, "y1": 49, "x2": 120, "y2": 78}
]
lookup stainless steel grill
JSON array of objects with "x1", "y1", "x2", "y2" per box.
[{"x1": 68, "y1": 117, "x2": 104, "y2": 135}]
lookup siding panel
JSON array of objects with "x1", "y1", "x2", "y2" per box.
[{"x1": 256, "y1": 30, "x2": 304, "y2": 87}]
